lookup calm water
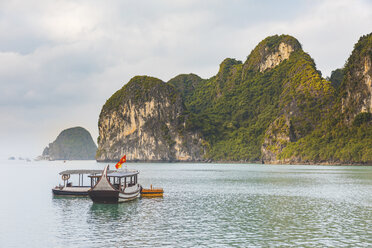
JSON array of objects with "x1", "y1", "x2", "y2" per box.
[{"x1": 0, "y1": 160, "x2": 371, "y2": 247}]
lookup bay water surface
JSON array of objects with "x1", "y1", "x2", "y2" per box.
[{"x1": 0, "y1": 160, "x2": 371, "y2": 247}]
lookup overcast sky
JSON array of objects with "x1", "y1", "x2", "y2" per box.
[{"x1": 0, "y1": 0, "x2": 371, "y2": 158}]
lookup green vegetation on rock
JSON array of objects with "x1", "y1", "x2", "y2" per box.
[
  {"x1": 278, "y1": 33, "x2": 372, "y2": 164},
  {"x1": 279, "y1": 119, "x2": 372, "y2": 163},
  {"x1": 102, "y1": 76, "x2": 170, "y2": 114},
  {"x1": 169, "y1": 35, "x2": 334, "y2": 162},
  {"x1": 328, "y1": 68, "x2": 344, "y2": 90}
]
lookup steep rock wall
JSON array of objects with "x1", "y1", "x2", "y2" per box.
[
  {"x1": 261, "y1": 50, "x2": 334, "y2": 163},
  {"x1": 342, "y1": 33, "x2": 372, "y2": 124},
  {"x1": 342, "y1": 57, "x2": 372, "y2": 121},
  {"x1": 242, "y1": 35, "x2": 301, "y2": 79},
  {"x1": 96, "y1": 76, "x2": 204, "y2": 162},
  {"x1": 259, "y1": 42, "x2": 294, "y2": 72}
]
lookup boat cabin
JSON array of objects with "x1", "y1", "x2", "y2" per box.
[
  {"x1": 89, "y1": 170, "x2": 139, "y2": 191},
  {"x1": 60, "y1": 170, "x2": 102, "y2": 186},
  {"x1": 88, "y1": 165, "x2": 141, "y2": 203}
]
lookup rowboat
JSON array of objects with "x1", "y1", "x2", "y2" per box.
[
  {"x1": 141, "y1": 185, "x2": 164, "y2": 197},
  {"x1": 88, "y1": 165, "x2": 141, "y2": 203}
]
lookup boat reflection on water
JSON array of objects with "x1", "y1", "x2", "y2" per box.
[
  {"x1": 52, "y1": 196, "x2": 92, "y2": 210},
  {"x1": 88, "y1": 199, "x2": 140, "y2": 222}
]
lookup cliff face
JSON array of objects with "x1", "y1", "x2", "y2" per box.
[
  {"x1": 42, "y1": 127, "x2": 97, "y2": 160},
  {"x1": 259, "y1": 42, "x2": 294, "y2": 72},
  {"x1": 96, "y1": 76, "x2": 204, "y2": 162},
  {"x1": 243, "y1": 35, "x2": 301, "y2": 76},
  {"x1": 261, "y1": 50, "x2": 334, "y2": 163},
  {"x1": 342, "y1": 34, "x2": 372, "y2": 124}
]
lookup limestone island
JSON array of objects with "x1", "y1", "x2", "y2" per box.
[
  {"x1": 40, "y1": 127, "x2": 97, "y2": 160},
  {"x1": 95, "y1": 33, "x2": 371, "y2": 165}
]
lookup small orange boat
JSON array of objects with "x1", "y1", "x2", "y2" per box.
[{"x1": 141, "y1": 185, "x2": 164, "y2": 197}]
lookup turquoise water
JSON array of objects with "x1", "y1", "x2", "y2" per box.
[{"x1": 0, "y1": 160, "x2": 371, "y2": 247}]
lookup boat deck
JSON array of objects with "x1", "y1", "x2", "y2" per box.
[{"x1": 58, "y1": 186, "x2": 90, "y2": 192}]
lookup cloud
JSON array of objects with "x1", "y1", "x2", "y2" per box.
[{"x1": 0, "y1": 0, "x2": 371, "y2": 158}]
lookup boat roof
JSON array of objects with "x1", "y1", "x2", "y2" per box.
[
  {"x1": 59, "y1": 169, "x2": 139, "y2": 177},
  {"x1": 59, "y1": 170, "x2": 114, "y2": 175},
  {"x1": 107, "y1": 169, "x2": 139, "y2": 177}
]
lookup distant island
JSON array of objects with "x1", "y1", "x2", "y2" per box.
[
  {"x1": 95, "y1": 33, "x2": 371, "y2": 165},
  {"x1": 8, "y1": 156, "x2": 31, "y2": 161},
  {"x1": 40, "y1": 127, "x2": 97, "y2": 160}
]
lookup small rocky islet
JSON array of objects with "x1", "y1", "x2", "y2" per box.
[{"x1": 41, "y1": 127, "x2": 97, "y2": 160}]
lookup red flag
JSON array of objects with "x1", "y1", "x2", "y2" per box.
[{"x1": 115, "y1": 155, "x2": 126, "y2": 169}]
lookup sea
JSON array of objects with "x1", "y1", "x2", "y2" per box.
[{"x1": 0, "y1": 159, "x2": 371, "y2": 247}]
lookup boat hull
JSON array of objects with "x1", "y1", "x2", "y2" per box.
[
  {"x1": 52, "y1": 187, "x2": 90, "y2": 197},
  {"x1": 88, "y1": 188, "x2": 140, "y2": 203},
  {"x1": 88, "y1": 190, "x2": 119, "y2": 203}
]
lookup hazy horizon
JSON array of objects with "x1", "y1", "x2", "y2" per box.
[{"x1": 0, "y1": 0, "x2": 371, "y2": 159}]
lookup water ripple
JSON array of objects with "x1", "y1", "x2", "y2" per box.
[{"x1": 0, "y1": 161, "x2": 371, "y2": 247}]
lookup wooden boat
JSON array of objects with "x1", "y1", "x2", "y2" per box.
[
  {"x1": 141, "y1": 185, "x2": 164, "y2": 197},
  {"x1": 52, "y1": 170, "x2": 104, "y2": 196},
  {"x1": 88, "y1": 165, "x2": 141, "y2": 203}
]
